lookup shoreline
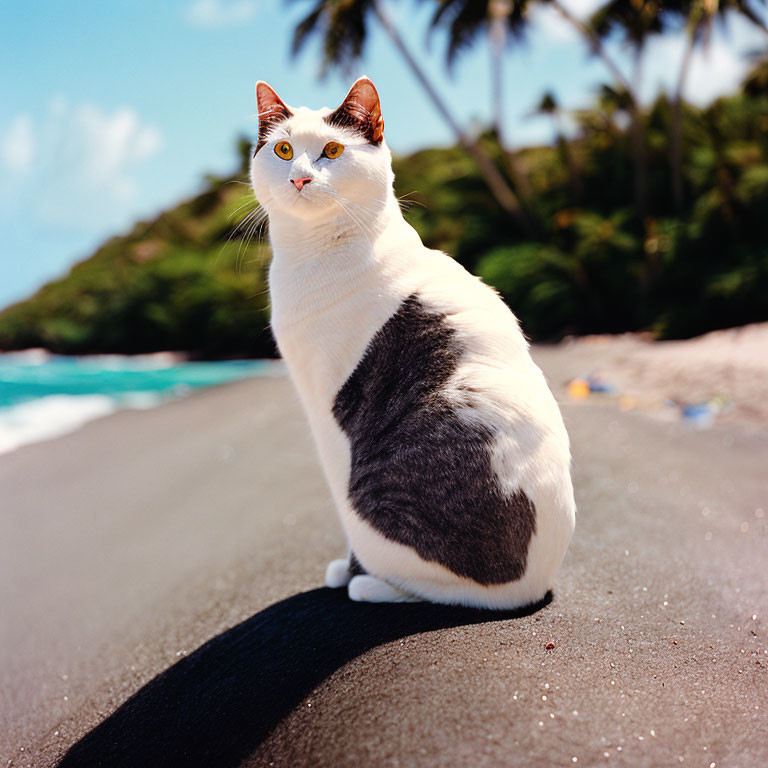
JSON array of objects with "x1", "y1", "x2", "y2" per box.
[
  {"x1": 0, "y1": 356, "x2": 286, "y2": 456},
  {"x1": 3, "y1": 321, "x2": 765, "y2": 453}
]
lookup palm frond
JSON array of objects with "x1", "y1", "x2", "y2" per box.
[
  {"x1": 427, "y1": 0, "x2": 529, "y2": 69},
  {"x1": 291, "y1": 4, "x2": 325, "y2": 57},
  {"x1": 289, "y1": 0, "x2": 375, "y2": 72}
]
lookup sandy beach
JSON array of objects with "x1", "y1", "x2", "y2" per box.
[
  {"x1": 546, "y1": 322, "x2": 768, "y2": 429},
  {"x1": 2, "y1": 346, "x2": 767, "y2": 767}
]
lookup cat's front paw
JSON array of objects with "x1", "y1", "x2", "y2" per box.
[
  {"x1": 325, "y1": 558, "x2": 353, "y2": 588},
  {"x1": 348, "y1": 575, "x2": 422, "y2": 603}
]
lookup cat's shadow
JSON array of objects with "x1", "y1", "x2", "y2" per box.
[{"x1": 57, "y1": 586, "x2": 551, "y2": 768}]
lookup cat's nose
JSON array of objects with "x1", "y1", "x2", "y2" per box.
[{"x1": 291, "y1": 177, "x2": 312, "y2": 191}]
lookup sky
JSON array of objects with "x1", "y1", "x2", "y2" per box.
[{"x1": 0, "y1": 0, "x2": 765, "y2": 310}]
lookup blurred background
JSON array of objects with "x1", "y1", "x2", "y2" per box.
[{"x1": 0, "y1": 0, "x2": 767, "y2": 447}]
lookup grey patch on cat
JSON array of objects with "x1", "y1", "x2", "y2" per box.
[
  {"x1": 349, "y1": 553, "x2": 366, "y2": 577},
  {"x1": 324, "y1": 103, "x2": 383, "y2": 145},
  {"x1": 332, "y1": 294, "x2": 536, "y2": 586}
]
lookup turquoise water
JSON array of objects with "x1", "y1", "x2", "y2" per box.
[
  {"x1": 0, "y1": 353, "x2": 280, "y2": 453},
  {"x1": 0, "y1": 355, "x2": 273, "y2": 409}
]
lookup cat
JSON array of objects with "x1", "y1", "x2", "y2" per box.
[{"x1": 250, "y1": 77, "x2": 575, "y2": 609}]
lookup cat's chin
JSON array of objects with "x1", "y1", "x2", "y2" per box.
[{"x1": 271, "y1": 195, "x2": 336, "y2": 222}]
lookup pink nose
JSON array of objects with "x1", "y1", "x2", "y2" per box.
[{"x1": 291, "y1": 177, "x2": 312, "y2": 191}]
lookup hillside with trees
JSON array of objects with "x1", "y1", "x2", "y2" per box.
[{"x1": 1, "y1": 0, "x2": 766, "y2": 357}]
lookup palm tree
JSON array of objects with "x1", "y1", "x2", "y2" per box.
[
  {"x1": 426, "y1": 0, "x2": 533, "y2": 201},
  {"x1": 589, "y1": 0, "x2": 667, "y2": 221},
  {"x1": 291, "y1": 0, "x2": 533, "y2": 232},
  {"x1": 533, "y1": 91, "x2": 581, "y2": 201},
  {"x1": 668, "y1": 0, "x2": 768, "y2": 211},
  {"x1": 534, "y1": 91, "x2": 558, "y2": 127},
  {"x1": 742, "y1": 50, "x2": 768, "y2": 95},
  {"x1": 545, "y1": 0, "x2": 636, "y2": 97}
]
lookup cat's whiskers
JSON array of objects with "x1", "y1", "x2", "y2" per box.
[
  {"x1": 235, "y1": 207, "x2": 269, "y2": 273},
  {"x1": 334, "y1": 199, "x2": 373, "y2": 245},
  {"x1": 215, "y1": 203, "x2": 263, "y2": 267},
  {"x1": 336, "y1": 195, "x2": 384, "y2": 226},
  {"x1": 334, "y1": 200, "x2": 367, "y2": 238},
  {"x1": 240, "y1": 209, "x2": 270, "y2": 268},
  {"x1": 397, "y1": 191, "x2": 427, "y2": 215},
  {"x1": 227, "y1": 194, "x2": 260, "y2": 222}
]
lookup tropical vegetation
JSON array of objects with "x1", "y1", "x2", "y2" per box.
[{"x1": 0, "y1": 0, "x2": 766, "y2": 356}]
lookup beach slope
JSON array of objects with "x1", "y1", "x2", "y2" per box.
[{"x1": 1, "y1": 354, "x2": 766, "y2": 767}]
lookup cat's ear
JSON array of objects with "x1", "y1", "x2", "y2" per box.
[
  {"x1": 255, "y1": 81, "x2": 292, "y2": 153},
  {"x1": 326, "y1": 77, "x2": 384, "y2": 145}
]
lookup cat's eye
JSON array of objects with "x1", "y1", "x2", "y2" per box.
[
  {"x1": 274, "y1": 141, "x2": 293, "y2": 160},
  {"x1": 323, "y1": 141, "x2": 344, "y2": 159}
]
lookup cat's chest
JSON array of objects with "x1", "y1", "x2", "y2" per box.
[{"x1": 269, "y1": 269, "x2": 409, "y2": 409}]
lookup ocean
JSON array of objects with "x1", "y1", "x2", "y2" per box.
[{"x1": 0, "y1": 351, "x2": 282, "y2": 454}]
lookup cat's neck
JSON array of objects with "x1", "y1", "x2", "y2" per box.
[
  {"x1": 268, "y1": 196, "x2": 413, "y2": 322},
  {"x1": 268, "y1": 196, "x2": 402, "y2": 268}
]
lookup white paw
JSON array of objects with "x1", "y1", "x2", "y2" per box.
[
  {"x1": 348, "y1": 575, "x2": 421, "y2": 603},
  {"x1": 325, "y1": 558, "x2": 353, "y2": 588}
]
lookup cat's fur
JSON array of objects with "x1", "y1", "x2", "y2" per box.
[{"x1": 250, "y1": 77, "x2": 575, "y2": 608}]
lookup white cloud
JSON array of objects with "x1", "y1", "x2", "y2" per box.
[
  {"x1": 554, "y1": 0, "x2": 605, "y2": 22},
  {"x1": 642, "y1": 17, "x2": 762, "y2": 106},
  {"x1": 64, "y1": 103, "x2": 162, "y2": 202},
  {"x1": 185, "y1": 0, "x2": 257, "y2": 28},
  {"x1": 534, "y1": 0, "x2": 605, "y2": 29},
  {"x1": 0, "y1": 99, "x2": 163, "y2": 230},
  {"x1": 528, "y1": 5, "x2": 579, "y2": 43},
  {"x1": 525, "y1": 0, "x2": 605, "y2": 43},
  {"x1": 1, "y1": 114, "x2": 35, "y2": 173},
  {"x1": 683, "y1": 39, "x2": 746, "y2": 104}
]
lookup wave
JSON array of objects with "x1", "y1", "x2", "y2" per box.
[
  {"x1": 0, "y1": 393, "x2": 163, "y2": 455},
  {"x1": 0, "y1": 355, "x2": 285, "y2": 455}
]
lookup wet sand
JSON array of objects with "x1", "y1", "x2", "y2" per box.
[{"x1": 1, "y1": 350, "x2": 767, "y2": 767}]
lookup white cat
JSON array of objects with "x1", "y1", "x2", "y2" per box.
[{"x1": 250, "y1": 77, "x2": 575, "y2": 609}]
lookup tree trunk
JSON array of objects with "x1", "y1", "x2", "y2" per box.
[
  {"x1": 372, "y1": 0, "x2": 534, "y2": 235},
  {"x1": 556, "y1": 112, "x2": 582, "y2": 203},
  {"x1": 671, "y1": 29, "x2": 696, "y2": 212},
  {"x1": 488, "y1": 0, "x2": 534, "y2": 205},
  {"x1": 551, "y1": 0, "x2": 646, "y2": 219},
  {"x1": 550, "y1": 0, "x2": 634, "y2": 95},
  {"x1": 489, "y1": 1, "x2": 506, "y2": 140},
  {"x1": 629, "y1": 46, "x2": 647, "y2": 222}
]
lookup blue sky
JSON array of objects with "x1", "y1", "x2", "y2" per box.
[{"x1": 0, "y1": 0, "x2": 764, "y2": 310}]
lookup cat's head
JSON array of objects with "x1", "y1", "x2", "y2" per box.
[{"x1": 250, "y1": 77, "x2": 393, "y2": 222}]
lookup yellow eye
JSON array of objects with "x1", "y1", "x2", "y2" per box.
[
  {"x1": 274, "y1": 141, "x2": 293, "y2": 160},
  {"x1": 323, "y1": 141, "x2": 344, "y2": 159}
]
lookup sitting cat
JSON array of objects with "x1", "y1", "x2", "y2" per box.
[{"x1": 250, "y1": 77, "x2": 575, "y2": 608}]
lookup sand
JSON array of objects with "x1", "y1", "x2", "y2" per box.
[
  {"x1": 544, "y1": 323, "x2": 768, "y2": 428},
  {"x1": 1, "y1": 346, "x2": 767, "y2": 767}
]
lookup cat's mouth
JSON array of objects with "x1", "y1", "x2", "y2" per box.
[
  {"x1": 289, "y1": 189, "x2": 330, "y2": 209},
  {"x1": 292, "y1": 190, "x2": 316, "y2": 205}
]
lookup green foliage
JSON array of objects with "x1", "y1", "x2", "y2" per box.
[
  {"x1": 0, "y1": 175, "x2": 273, "y2": 358},
  {"x1": 1, "y1": 78, "x2": 767, "y2": 356},
  {"x1": 291, "y1": 0, "x2": 377, "y2": 75},
  {"x1": 428, "y1": 0, "x2": 530, "y2": 70},
  {"x1": 394, "y1": 83, "x2": 768, "y2": 340}
]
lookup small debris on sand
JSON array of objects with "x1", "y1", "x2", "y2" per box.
[{"x1": 557, "y1": 323, "x2": 768, "y2": 429}]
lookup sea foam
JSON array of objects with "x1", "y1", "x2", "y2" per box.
[
  {"x1": 0, "y1": 394, "x2": 119, "y2": 455},
  {"x1": 0, "y1": 354, "x2": 280, "y2": 455}
]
